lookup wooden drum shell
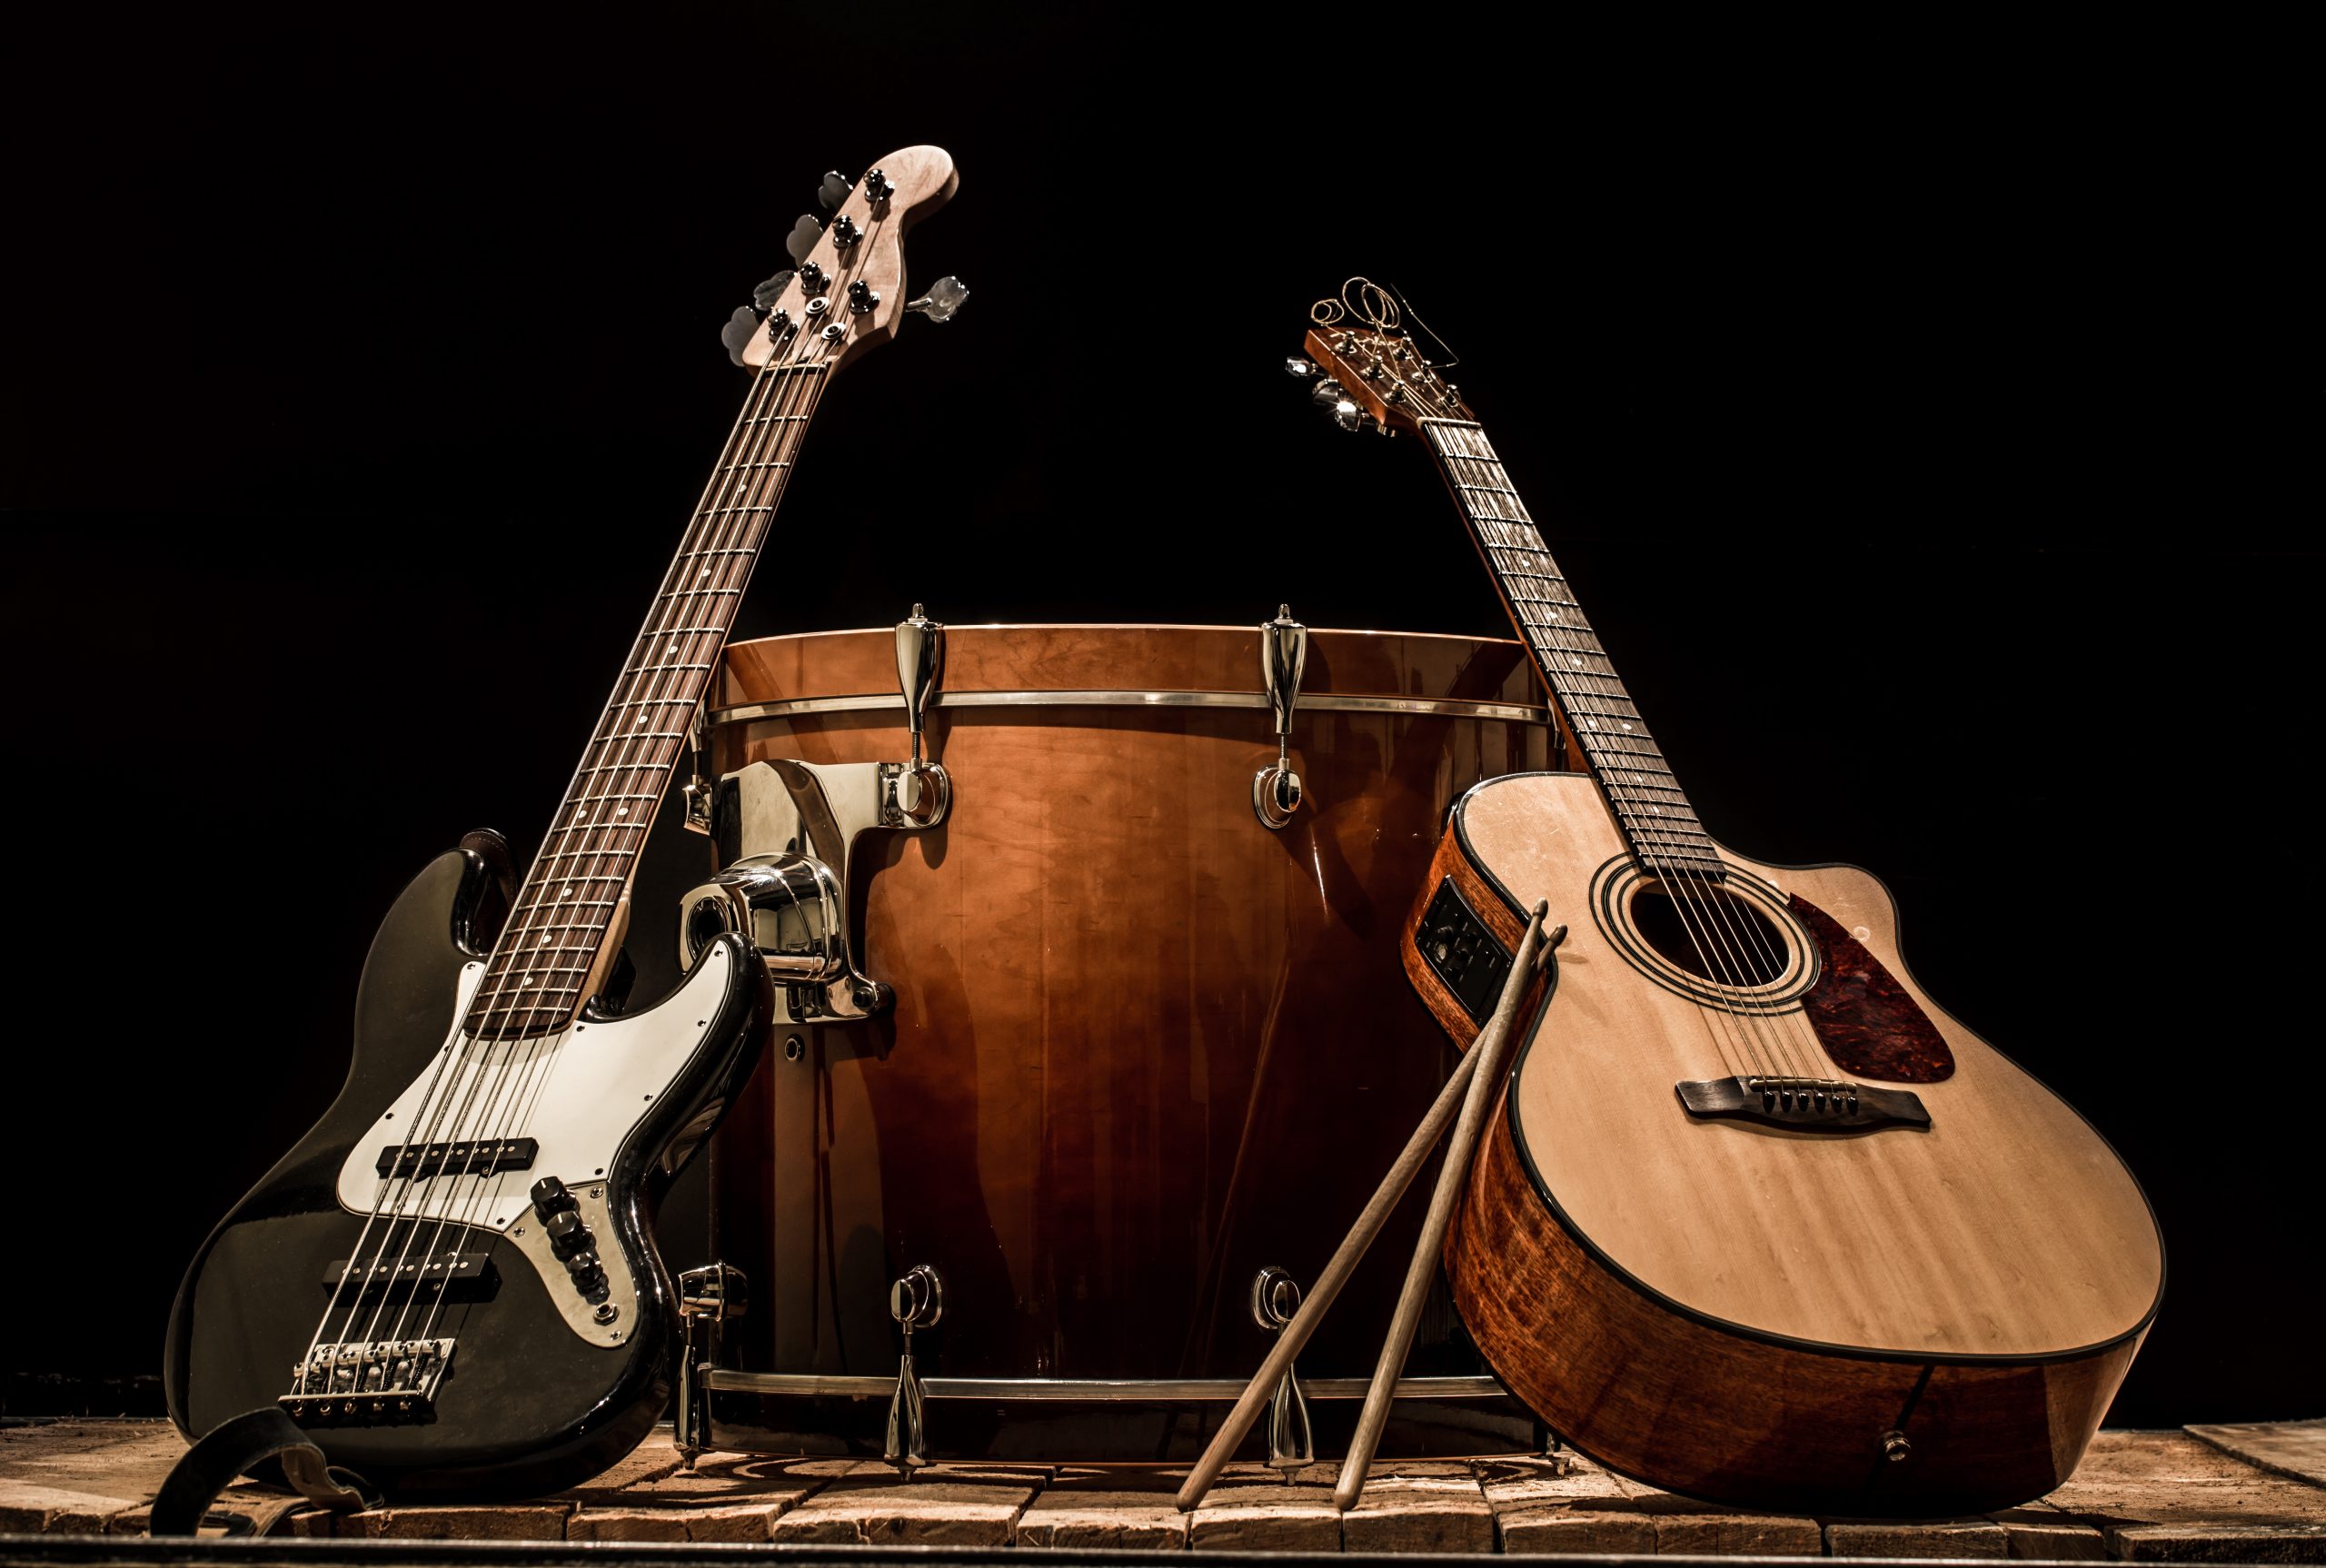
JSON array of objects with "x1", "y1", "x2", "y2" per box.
[{"x1": 701, "y1": 625, "x2": 1561, "y2": 1429}]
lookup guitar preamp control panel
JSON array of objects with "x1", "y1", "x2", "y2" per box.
[{"x1": 1418, "y1": 878, "x2": 1514, "y2": 1024}]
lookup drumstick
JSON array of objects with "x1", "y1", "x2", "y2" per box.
[
  {"x1": 1333, "y1": 903, "x2": 1556, "y2": 1512},
  {"x1": 1174, "y1": 900, "x2": 1553, "y2": 1514}
]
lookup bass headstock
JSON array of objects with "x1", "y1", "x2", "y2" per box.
[
  {"x1": 1289, "y1": 278, "x2": 1470, "y2": 434},
  {"x1": 719, "y1": 144, "x2": 964, "y2": 376}
]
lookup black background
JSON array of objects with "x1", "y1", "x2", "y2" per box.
[{"x1": 1, "y1": 7, "x2": 2311, "y2": 1426}]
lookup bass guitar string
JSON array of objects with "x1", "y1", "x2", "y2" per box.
[
  {"x1": 372, "y1": 350, "x2": 828, "y2": 1348},
  {"x1": 410, "y1": 227, "x2": 874, "y2": 1294},
  {"x1": 397, "y1": 346, "x2": 840, "y2": 1349},
  {"x1": 1436, "y1": 422, "x2": 1834, "y2": 1089},
  {"x1": 318, "y1": 341, "x2": 823, "y2": 1363},
  {"x1": 1428, "y1": 422, "x2": 1815, "y2": 1087},
  {"x1": 393, "y1": 231, "x2": 875, "y2": 1348}
]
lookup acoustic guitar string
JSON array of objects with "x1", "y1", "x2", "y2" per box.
[
  {"x1": 1433, "y1": 417, "x2": 1834, "y2": 1090},
  {"x1": 1426, "y1": 418, "x2": 1781, "y2": 1087},
  {"x1": 1467, "y1": 421, "x2": 1825, "y2": 1090},
  {"x1": 1424, "y1": 416, "x2": 1813, "y2": 1088},
  {"x1": 394, "y1": 223, "x2": 877, "y2": 1352}
]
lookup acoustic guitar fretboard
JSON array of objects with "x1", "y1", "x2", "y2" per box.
[{"x1": 1420, "y1": 417, "x2": 1723, "y2": 882}]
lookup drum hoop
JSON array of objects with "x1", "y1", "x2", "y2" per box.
[
  {"x1": 701, "y1": 1369, "x2": 1507, "y2": 1403},
  {"x1": 709, "y1": 690, "x2": 1556, "y2": 726}
]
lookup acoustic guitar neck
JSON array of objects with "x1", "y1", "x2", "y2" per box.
[{"x1": 1411, "y1": 416, "x2": 1721, "y2": 883}]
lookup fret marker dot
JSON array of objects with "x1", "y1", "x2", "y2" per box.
[
  {"x1": 616, "y1": 806, "x2": 630, "y2": 817},
  {"x1": 562, "y1": 886, "x2": 575, "y2": 898},
  {"x1": 1571, "y1": 657, "x2": 1583, "y2": 667},
  {"x1": 636, "y1": 713, "x2": 648, "y2": 725}
]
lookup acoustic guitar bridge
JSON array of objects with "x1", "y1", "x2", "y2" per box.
[{"x1": 1675, "y1": 1076, "x2": 1930, "y2": 1132}]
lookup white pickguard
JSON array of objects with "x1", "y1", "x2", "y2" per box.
[{"x1": 335, "y1": 942, "x2": 733, "y2": 1234}]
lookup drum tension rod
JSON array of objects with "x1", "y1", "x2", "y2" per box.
[
  {"x1": 1253, "y1": 605, "x2": 1309, "y2": 829},
  {"x1": 681, "y1": 702, "x2": 715, "y2": 836}
]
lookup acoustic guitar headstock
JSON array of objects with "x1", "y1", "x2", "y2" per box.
[
  {"x1": 719, "y1": 144, "x2": 965, "y2": 376},
  {"x1": 1291, "y1": 278, "x2": 1471, "y2": 434}
]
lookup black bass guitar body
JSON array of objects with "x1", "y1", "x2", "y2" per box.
[{"x1": 164, "y1": 844, "x2": 769, "y2": 1498}]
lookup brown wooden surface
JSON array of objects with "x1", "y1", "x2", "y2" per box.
[
  {"x1": 706, "y1": 625, "x2": 1561, "y2": 1392},
  {"x1": 2188, "y1": 1419, "x2": 2326, "y2": 1488},
  {"x1": 6, "y1": 1421, "x2": 2325, "y2": 1556},
  {"x1": 1433, "y1": 769, "x2": 2164, "y2": 1515}
]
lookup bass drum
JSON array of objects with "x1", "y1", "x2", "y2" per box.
[{"x1": 691, "y1": 621, "x2": 1561, "y2": 1463}]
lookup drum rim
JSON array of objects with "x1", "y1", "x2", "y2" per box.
[
  {"x1": 725, "y1": 621, "x2": 1526, "y2": 646},
  {"x1": 709, "y1": 688, "x2": 1557, "y2": 726}
]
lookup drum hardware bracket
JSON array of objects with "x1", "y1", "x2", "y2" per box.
[
  {"x1": 676, "y1": 608, "x2": 951, "y2": 1023},
  {"x1": 1253, "y1": 605, "x2": 1308, "y2": 829},
  {"x1": 674, "y1": 1263, "x2": 749, "y2": 1471},
  {"x1": 1249, "y1": 1266, "x2": 1315, "y2": 1477},
  {"x1": 885, "y1": 1265, "x2": 944, "y2": 1473}
]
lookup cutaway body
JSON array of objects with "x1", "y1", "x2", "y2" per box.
[
  {"x1": 1413, "y1": 771, "x2": 2162, "y2": 1515},
  {"x1": 164, "y1": 847, "x2": 768, "y2": 1497}
]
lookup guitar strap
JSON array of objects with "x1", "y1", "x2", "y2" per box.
[{"x1": 149, "y1": 1407, "x2": 380, "y2": 1535}]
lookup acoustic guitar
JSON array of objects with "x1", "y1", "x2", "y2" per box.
[
  {"x1": 163, "y1": 146, "x2": 961, "y2": 1499},
  {"x1": 1299, "y1": 282, "x2": 2162, "y2": 1515}
]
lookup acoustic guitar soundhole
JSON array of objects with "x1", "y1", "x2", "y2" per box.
[{"x1": 1629, "y1": 883, "x2": 1792, "y2": 987}]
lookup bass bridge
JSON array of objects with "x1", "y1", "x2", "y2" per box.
[
  {"x1": 1676, "y1": 1076, "x2": 1930, "y2": 1133},
  {"x1": 281, "y1": 1337, "x2": 454, "y2": 1425}
]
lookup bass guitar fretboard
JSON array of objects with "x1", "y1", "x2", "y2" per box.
[{"x1": 462, "y1": 362, "x2": 832, "y2": 1037}]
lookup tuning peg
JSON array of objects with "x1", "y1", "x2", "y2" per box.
[
  {"x1": 1331, "y1": 398, "x2": 1366, "y2": 432},
  {"x1": 1286, "y1": 357, "x2": 1317, "y2": 379},
  {"x1": 1309, "y1": 377, "x2": 1346, "y2": 407},
  {"x1": 751, "y1": 270, "x2": 796, "y2": 312},
  {"x1": 785, "y1": 214, "x2": 824, "y2": 263},
  {"x1": 904, "y1": 275, "x2": 969, "y2": 323},
  {"x1": 819, "y1": 171, "x2": 854, "y2": 210},
  {"x1": 831, "y1": 214, "x2": 863, "y2": 248},
  {"x1": 721, "y1": 305, "x2": 762, "y2": 366}
]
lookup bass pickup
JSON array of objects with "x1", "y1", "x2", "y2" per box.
[
  {"x1": 374, "y1": 1137, "x2": 538, "y2": 1180},
  {"x1": 323, "y1": 1252, "x2": 496, "y2": 1302}
]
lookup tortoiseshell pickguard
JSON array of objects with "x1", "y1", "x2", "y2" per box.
[{"x1": 1792, "y1": 893, "x2": 1953, "y2": 1083}]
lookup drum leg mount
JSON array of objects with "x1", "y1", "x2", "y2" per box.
[
  {"x1": 1175, "y1": 904, "x2": 1564, "y2": 1514},
  {"x1": 884, "y1": 1265, "x2": 944, "y2": 1472},
  {"x1": 675, "y1": 1263, "x2": 749, "y2": 1471}
]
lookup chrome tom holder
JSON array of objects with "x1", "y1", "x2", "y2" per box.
[{"x1": 678, "y1": 606, "x2": 950, "y2": 1022}]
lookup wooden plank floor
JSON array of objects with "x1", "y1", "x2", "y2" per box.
[{"x1": 3, "y1": 1422, "x2": 2323, "y2": 1558}]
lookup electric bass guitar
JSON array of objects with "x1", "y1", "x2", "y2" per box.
[
  {"x1": 164, "y1": 146, "x2": 961, "y2": 1499},
  {"x1": 1298, "y1": 281, "x2": 2162, "y2": 1515}
]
